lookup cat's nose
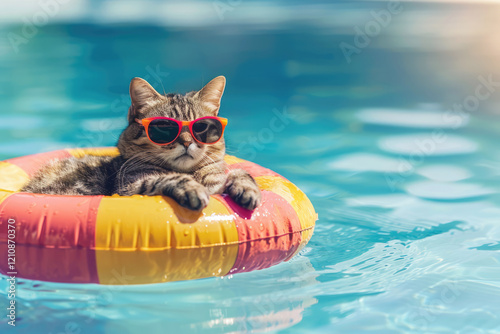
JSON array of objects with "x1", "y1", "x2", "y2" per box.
[{"x1": 178, "y1": 131, "x2": 193, "y2": 148}]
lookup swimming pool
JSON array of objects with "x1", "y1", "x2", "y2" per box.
[{"x1": 1, "y1": 1, "x2": 500, "y2": 333}]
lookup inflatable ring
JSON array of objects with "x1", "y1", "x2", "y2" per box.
[{"x1": 0, "y1": 147, "x2": 316, "y2": 285}]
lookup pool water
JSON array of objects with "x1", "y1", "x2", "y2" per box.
[{"x1": 1, "y1": 2, "x2": 500, "y2": 333}]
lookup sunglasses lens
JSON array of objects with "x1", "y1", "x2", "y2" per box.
[
  {"x1": 148, "y1": 119, "x2": 179, "y2": 144},
  {"x1": 192, "y1": 118, "x2": 223, "y2": 144}
]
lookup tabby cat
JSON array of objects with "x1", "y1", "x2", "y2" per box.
[{"x1": 21, "y1": 76, "x2": 262, "y2": 211}]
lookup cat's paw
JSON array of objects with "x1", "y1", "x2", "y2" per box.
[
  {"x1": 167, "y1": 179, "x2": 210, "y2": 211},
  {"x1": 225, "y1": 170, "x2": 262, "y2": 210}
]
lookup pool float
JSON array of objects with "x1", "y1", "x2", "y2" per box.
[{"x1": 0, "y1": 147, "x2": 316, "y2": 285}]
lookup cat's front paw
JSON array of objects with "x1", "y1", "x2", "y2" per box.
[
  {"x1": 225, "y1": 170, "x2": 262, "y2": 210},
  {"x1": 167, "y1": 179, "x2": 210, "y2": 211}
]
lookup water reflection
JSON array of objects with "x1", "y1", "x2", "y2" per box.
[{"x1": 0, "y1": 256, "x2": 318, "y2": 333}]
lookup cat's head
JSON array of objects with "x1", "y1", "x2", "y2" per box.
[{"x1": 117, "y1": 76, "x2": 226, "y2": 172}]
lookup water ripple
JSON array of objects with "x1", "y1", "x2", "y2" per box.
[
  {"x1": 328, "y1": 153, "x2": 412, "y2": 173},
  {"x1": 406, "y1": 181, "x2": 496, "y2": 200},
  {"x1": 357, "y1": 108, "x2": 469, "y2": 129},
  {"x1": 417, "y1": 165, "x2": 472, "y2": 182},
  {"x1": 378, "y1": 134, "x2": 478, "y2": 156}
]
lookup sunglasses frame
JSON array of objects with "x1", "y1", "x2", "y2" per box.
[{"x1": 135, "y1": 116, "x2": 228, "y2": 146}]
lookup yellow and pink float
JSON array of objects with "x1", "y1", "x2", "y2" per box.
[{"x1": 0, "y1": 147, "x2": 316, "y2": 284}]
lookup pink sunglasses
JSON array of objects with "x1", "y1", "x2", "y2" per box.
[{"x1": 135, "y1": 116, "x2": 228, "y2": 145}]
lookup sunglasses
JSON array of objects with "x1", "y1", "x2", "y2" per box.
[{"x1": 135, "y1": 116, "x2": 228, "y2": 146}]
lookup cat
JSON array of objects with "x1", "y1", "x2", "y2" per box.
[{"x1": 21, "y1": 76, "x2": 262, "y2": 211}]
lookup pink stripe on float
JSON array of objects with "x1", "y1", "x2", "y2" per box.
[
  {"x1": 6, "y1": 150, "x2": 72, "y2": 177},
  {"x1": 226, "y1": 162, "x2": 285, "y2": 179},
  {"x1": 217, "y1": 191, "x2": 302, "y2": 274},
  {"x1": 0, "y1": 193, "x2": 102, "y2": 284}
]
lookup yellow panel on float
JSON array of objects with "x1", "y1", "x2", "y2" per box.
[
  {"x1": 255, "y1": 176, "x2": 316, "y2": 251},
  {"x1": 0, "y1": 162, "x2": 29, "y2": 192},
  {"x1": 0, "y1": 190, "x2": 14, "y2": 206},
  {"x1": 66, "y1": 147, "x2": 120, "y2": 158},
  {"x1": 224, "y1": 155, "x2": 246, "y2": 165},
  {"x1": 94, "y1": 195, "x2": 239, "y2": 284}
]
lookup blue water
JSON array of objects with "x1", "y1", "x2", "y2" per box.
[{"x1": 1, "y1": 1, "x2": 500, "y2": 333}]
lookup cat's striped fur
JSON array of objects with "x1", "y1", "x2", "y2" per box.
[{"x1": 21, "y1": 76, "x2": 261, "y2": 211}]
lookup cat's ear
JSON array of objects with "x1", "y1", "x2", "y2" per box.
[
  {"x1": 128, "y1": 77, "x2": 163, "y2": 121},
  {"x1": 196, "y1": 76, "x2": 226, "y2": 115}
]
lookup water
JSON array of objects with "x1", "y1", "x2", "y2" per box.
[{"x1": 1, "y1": 1, "x2": 500, "y2": 333}]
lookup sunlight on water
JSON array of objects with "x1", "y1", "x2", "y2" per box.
[
  {"x1": 406, "y1": 181, "x2": 495, "y2": 200},
  {"x1": 416, "y1": 164, "x2": 472, "y2": 182},
  {"x1": 356, "y1": 108, "x2": 470, "y2": 129},
  {"x1": 378, "y1": 134, "x2": 478, "y2": 156}
]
